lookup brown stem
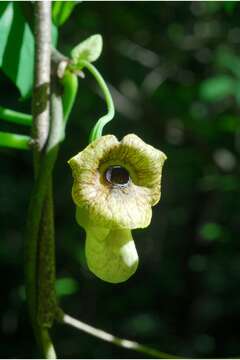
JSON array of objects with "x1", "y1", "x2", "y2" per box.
[
  {"x1": 26, "y1": 0, "x2": 51, "y2": 327},
  {"x1": 25, "y1": 2, "x2": 57, "y2": 358},
  {"x1": 37, "y1": 181, "x2": 57, "y2": 329},
  {"x1": 32, "y1": 1, "x2": 51, "y2": 172}
]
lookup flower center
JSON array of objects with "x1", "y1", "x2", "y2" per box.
[{"x1": 105, "y1": 165, "x2": 130, "y2": 187}]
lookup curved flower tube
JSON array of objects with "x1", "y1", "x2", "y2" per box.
[{"x1": 68, "y1": 134, "x2": 167, "y2": 283}]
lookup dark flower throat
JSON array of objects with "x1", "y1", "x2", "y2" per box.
[{"x1": 105, "y1": 165, "x2": 130, "y2": 187}]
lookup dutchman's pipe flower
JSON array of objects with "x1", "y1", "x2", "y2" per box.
[{"x1": 68, "y1": 134, "x2": 166, "y2": 283}]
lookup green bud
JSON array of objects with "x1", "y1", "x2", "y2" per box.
[{"x1": 71, "y1": 34, "x2": 103, "y2": 65}]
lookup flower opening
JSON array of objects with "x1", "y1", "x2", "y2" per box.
[{"x1": 68, "y1": 133, "x2": 167, "y2": 283}]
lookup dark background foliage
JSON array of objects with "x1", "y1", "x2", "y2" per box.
[{"x1": 1, "y1": 1, "x2": 240, "y2": 358}]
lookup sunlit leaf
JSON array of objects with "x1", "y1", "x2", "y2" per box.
[
  {"x1": 216, "y1": 47, "x2": 240, "y2": 79},
  {"x1": 199, "y1": 76, "x2": 235, "y2": 102},
  {"x1": 52, "y1": 1, "x2": 80, "y2": 27},
  {"x1": 217, "y1": 115, "x2": 240, "y2": 133},
  {"x1": 234, "y1": 81, "x2": 240, "y2": 105},
  {"x1": 0, "y1": 2, "x2": 34, "y2": 98},
  {"x1": 200, "y1": 223, "x2": 222, "y2": 241},
  {"x1": 52, "y1": 23, "x2": 58, "y2": 47},
  {"x1": 55, "y1": 277, "x2": 79, "y2": 297},
  {"x1": 223, "y1": 1, "x2": 237, "y2": 14}
]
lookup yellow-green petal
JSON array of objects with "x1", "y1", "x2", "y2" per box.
[
  {"x1": 69, "y1": 134, "x2": 166, "y2": 230},
  {"x1": 69, "y1": 133, "x2": 167, "y2": 282},
  {"x1": 86, "y1": 226, "x2": 138, "y2": 284},
  {"x1": 76, "y1": 207, "x2": 138, "y2": 283}
]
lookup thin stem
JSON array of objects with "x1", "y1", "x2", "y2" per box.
[
  {"x1": 0, "y1": 131, "x2": 30, "y2": 150},
  {"x1": 59, "y1": 313, "x2": 180, "y2": 359},
  {"x1": 0, "y1": 106, "x2": 32, "y2": 126},
  {"x1": 40, "y1": 328, "x2": 57, "y2": 359},
  {"x1": 73, "y1": 60, "x2": 115, "y2": 142}
]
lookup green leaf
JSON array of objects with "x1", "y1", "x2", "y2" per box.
[
  {"x1": 71, "y1": 34, "x2": 103, "y2": 65},
  {"x1": 218, "y1": 115, "x2": 240, "y2": 133},
  {"x1": 52, "y1": 1, "x2": 79, "y2": 27},
  {"x1": 20, "y1": 2, "x2": 58, "y2": 47},
  {"x1": 223, "y1": 1, "x2": 237, "y2": 14},
  {"x1": 0, "y1": 2, "x2": 34, "y2": 98},
  {"x1": 51, "y1": 23, "x2": 58, "y2": 47},
  {"x1": 216, "y1": 47, "x2": 240, "y2": 79},
  {"x1": 200, "y1": 223, "x2": 222, "y2": 241},
  {"x1": 199, "y1": 75, "x2": 235, "y2": 102},
  {"x1": 235, "y1": 81, "x2": 240, "y2": 105},
  {"x1": 55, "y1": 277, "x2": 79, "y2": 297}
]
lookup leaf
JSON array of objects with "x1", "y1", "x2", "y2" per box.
[
  {"x1": 0, "y1": 2, "x2": 34, "y2": 98},
  {"x1": 55, "y1": 277, "x2": 79, "y2": 297},
  {"x1": 235, "y1": 81, "x2": 240, "y2": 106},
  {"x1": 199, "y1": 75, "x2": 235, "y2": 102},
  {"x1": 0, "y1": 3, "x2": 12, "y2": 63},
  {"x1": 200, "y1": 223, "x2": 222, "y2": 241},
  {"x1": 52, "y1": 1, "x2": 79, "y2": 27},
  {"x1": 71, "y1": 34, "x2": 103, "y2": 65},
  {"x1": 218, "y1": 115, "x2": 240, "y2": 133},
  {"x1": 216, "y1": 47, "x2": 240, "y2": 79},
  {"x1": 20, "y1": 2, "x2": 58, "y2": 47},
  {"x1": 21, "y1": 1, "x2": 58, "y2": 47},
  {"x1": 51, "y1": 23, "x2": 58, "y2": 47},
  {"x1": 223, "y1": 1, "x2": 237, "y2": 14}
]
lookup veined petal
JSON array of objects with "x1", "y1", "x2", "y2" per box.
[
  {"x1": 69, "y1": 134, "x2": 166, "y2": 229},
  {"x1": 118, "y1": 134, "x2": 167, "y2": 205},
  {"x1": 68, "y1": 134, "x2": 119, "y2": 173}
]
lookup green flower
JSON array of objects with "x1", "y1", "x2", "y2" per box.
[{"x1": 68, "y1": 134, "x2": 166, "y2": 283}]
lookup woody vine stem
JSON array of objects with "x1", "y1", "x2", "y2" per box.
[
  {"x1": 25, "y1": 2, "x2": 57, "y2": 358},
  {"x1": 24, "y1": 2, "x2": 178, "y2": 359}
]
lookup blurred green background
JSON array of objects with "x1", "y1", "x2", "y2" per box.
[{"x1": 1, "y1": 1, "x2": 240, "y2": 358}]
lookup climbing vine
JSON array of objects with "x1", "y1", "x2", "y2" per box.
[{"x1": 0, "y1": 2, "x2": 171, "y2": 359}]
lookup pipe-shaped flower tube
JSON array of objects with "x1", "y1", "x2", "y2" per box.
[{"x1": 68, "y1": 134, "x2": 167, "y2": 283}]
